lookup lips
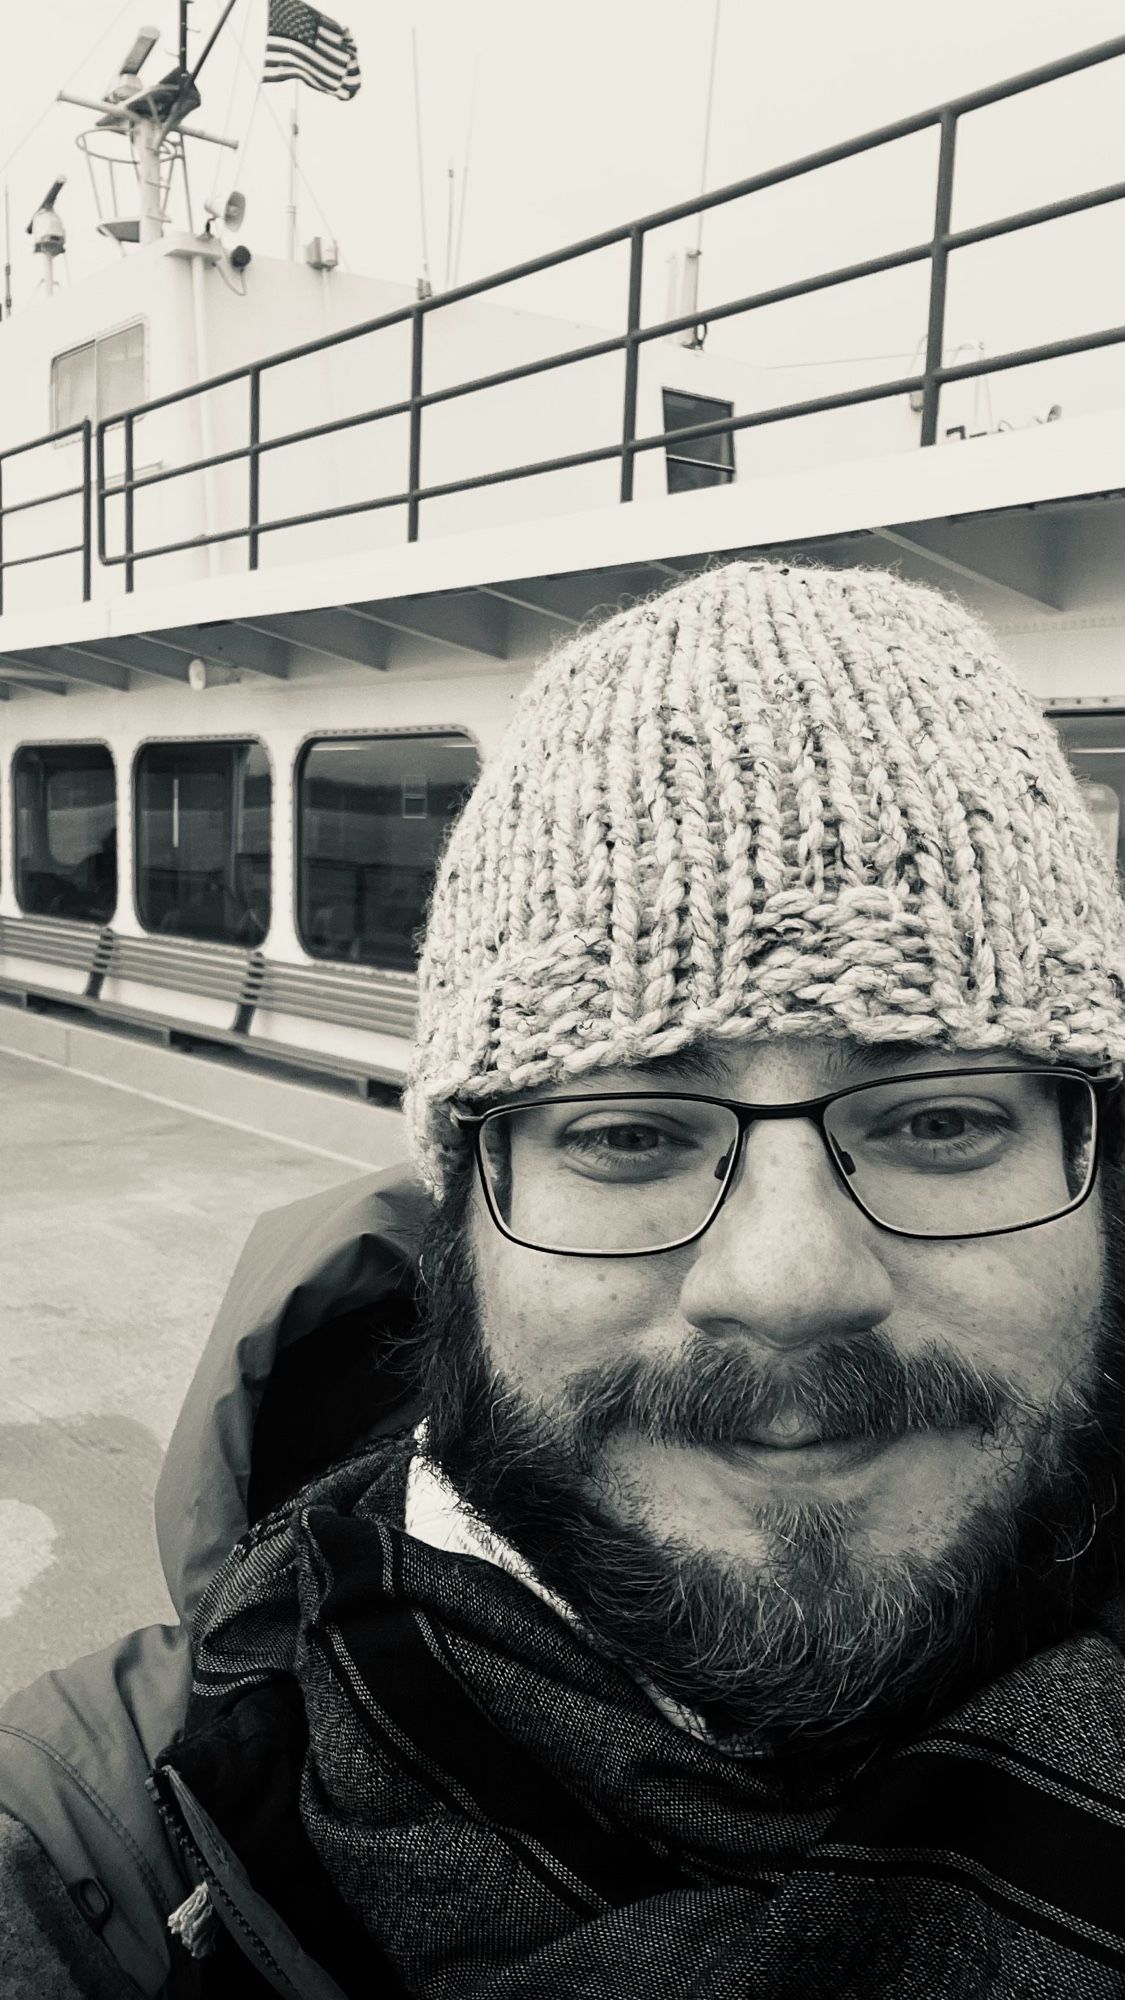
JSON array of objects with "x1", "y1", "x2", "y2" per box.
[{"x1": 717, "y1": 1433, "x2": 898, "y2": 1481}]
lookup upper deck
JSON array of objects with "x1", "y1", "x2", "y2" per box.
[{"x1": 0, "y1": 32, "x2": 1121, "y2": 662}]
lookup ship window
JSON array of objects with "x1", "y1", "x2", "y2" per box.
[
  {"x1": 51, "y1": 323, "x2": 146, "y2": 431},
  {"x1": 14, "y1": 744, "x2": 117, "y2": 923},
  {"x1": 297, "y1": 733, "x2": 479, "y2": 971},
  {"x1": 662, "y1": 389, "x2": 735, "y2": 493},
  {"x1": 1050, "y1": 710, "x2": 1125, "y2": 881},
  {"x1": 135, "y1": 741, "x2": 271, "y2": 946}
]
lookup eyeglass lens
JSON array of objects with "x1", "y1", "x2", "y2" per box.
[{"x1": 476, "y1": 1071, "x2": 1097, "y2": 1253}]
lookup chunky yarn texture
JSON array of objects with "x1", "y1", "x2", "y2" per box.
[{"x1": 405, "y1": 560, "x2": 1125, "y2": 1198}]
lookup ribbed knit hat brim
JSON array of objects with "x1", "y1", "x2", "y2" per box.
[{"x1": 405, "y1": 561, "x2": 1125, "y2": 1199}]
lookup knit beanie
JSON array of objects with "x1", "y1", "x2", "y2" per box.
[{"x1": 404, "y1": 560, "x2": 1125, "y2": 1200}]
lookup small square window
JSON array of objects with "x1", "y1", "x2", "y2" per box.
[
  {"x1": 51, "y1": 345, "x2": 97, "y2": 431},
  {"x1": 663, "y1": 388, "x2": 735, "y2": 494},
  {"x1": 51, "y1": 324, "x2": 146, "y2": 431}
]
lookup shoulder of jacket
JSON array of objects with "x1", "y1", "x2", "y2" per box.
[{"x1": 0, "y1": 1623, "x2": 195, "y2": 1997}]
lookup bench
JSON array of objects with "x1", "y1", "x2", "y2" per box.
[{"x1": 0, "y1": 916, "x2": 410, "y2": 1100}]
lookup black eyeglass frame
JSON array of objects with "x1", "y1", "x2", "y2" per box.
[{"x1": 450, "y1": 1065, "x2": 1124, "y2": 1258}]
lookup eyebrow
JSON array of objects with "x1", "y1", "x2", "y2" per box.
[
  {"x1": 607, "y1": 1038, "x2": 976, "y2": 1091},
  {"x1": 819, "y1": 1039, "x2": 956, "y2": 1084},
  {"x1": 617, "y1": 1043, "x2": 741, "y2": 1086}
]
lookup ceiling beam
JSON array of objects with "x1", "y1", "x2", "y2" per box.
[
  {"x1": 348, "y1": 590, "x2": 509, "y2": 660},
  {"x1": 150, "y1": 623, "x2": 293, "y2": 680},
  {"x1": 0, "y1": 663, "x2": 66, "y2": 696},
  {"x1": 869, "y1": 520, "x2": 1062, "y2": 612},
  {"x1": 2, "y1": 648, "x2": 128, "y2": 691},
  {"x1": 479, "y1": 583, "x2": 581, "y2": 628},
  {"x1": 63, "y1": 636, "x2": 193, "y2": 683},
  {"x1": 238, "y1": 608, "x2": 389, "y2": 671}
]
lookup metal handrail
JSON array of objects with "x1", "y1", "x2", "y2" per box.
[
  {"x1": 0, "y1": 420, "x2": 92, "y2": 612},
  {"x1": 54, "y1": 37, "x2": 1125, "y2": 587}
]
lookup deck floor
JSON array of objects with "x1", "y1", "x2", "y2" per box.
[{"x1": 0, "y1": 1047, "x2": 402, "y2": 1703}]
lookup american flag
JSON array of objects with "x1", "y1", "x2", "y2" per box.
[{"x1": 263, "y1": 0, "x2": 361, "y2": 100}]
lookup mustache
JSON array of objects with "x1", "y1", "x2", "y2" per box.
[{"x1": 560, "y1": 1328, "x2": 1020, "y2": 1468}]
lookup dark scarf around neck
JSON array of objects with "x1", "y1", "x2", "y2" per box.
[{"x1": 166, "y1": 1439, "x2": 1125, "y2": 2000}]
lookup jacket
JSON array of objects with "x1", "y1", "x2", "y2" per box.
[{"x1": 0, "y1": 1161, "x2": 429, "y2": 2000}]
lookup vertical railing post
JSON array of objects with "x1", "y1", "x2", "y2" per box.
[
  {"x1": 620, "y1": 225, "x2": 645, "y2": 502},
  {"x1": 95, "y1": 420, "x2": 107, "y2": 576},
  {"x1": 920, "y1": 108, "x2": 958, "y2": 448},
  {"x1": 81, "y1": 420, "x2": 92, "y2": 602},
  {"x1": 123, "y1": 414, "x2": 135, "y2": 594},
  {"x1": 248, "y1": 367, "x2": 261, "y2": 571},
  {"x1": 407, "y1": 307, "x2": 425, "y2": 543}
]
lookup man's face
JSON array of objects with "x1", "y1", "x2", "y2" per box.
[{"x1": 418, "y1": 1038, "x2": 1125, "y2": 1756}]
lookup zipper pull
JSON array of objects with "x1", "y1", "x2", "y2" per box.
[{"x1": 168, "y1": 1881, "x2": 218, "y2": 1959}]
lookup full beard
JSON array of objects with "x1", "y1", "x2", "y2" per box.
[{"x1": 411, "y1": 1186, "x2": 1125, "y2": 1762}]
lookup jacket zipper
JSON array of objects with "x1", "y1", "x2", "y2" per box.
[{"x1": 147, "y1": 1768, "x2": 309, "y2": 1999}]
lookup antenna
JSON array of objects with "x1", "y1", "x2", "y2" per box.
[
  {"x1": 411, "y1": 28, "x2": 432, "y2": 297},
  {"x1": 681, "y1": 0, "x2": 722, "y2": 349},
  {"x1": 452, "y1": 58, "x2": 478, "y2": 288}
]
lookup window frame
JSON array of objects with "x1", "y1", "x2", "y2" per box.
[
  {"x1": 1046, "y1": 704, "x2": 1125, "y2": 879},
  {"x1": 50, "y1": 318, "x2": 149, "y2": 436},
  {"x1": 11, "y1": 737, "x2": 118, "y2": 925},
  {"x1": 131, "y1": 734, "x2": 274, "y2": 948},
  {"x1": 293, "y1": 725, "x2": 481, "y2": 973},
  {"x1": 662, "y1": 387, "x2": 736, "y2": 494}
]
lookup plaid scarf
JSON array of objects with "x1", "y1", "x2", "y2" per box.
[{"x1": 183, "y1": 1438, "x2": 1125, "y2": 1998}]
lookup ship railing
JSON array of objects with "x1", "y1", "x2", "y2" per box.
[
  {"x1": 12, "y1": 35, "x2": 1125, "y2": 597},
  {"x1": 0, "y1": 420, "x2": 92, "y2": 610}
]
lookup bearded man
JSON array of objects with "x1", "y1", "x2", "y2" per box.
[{"x1": 3, "y1": 560, "x2": 1125, "y2": 2000}]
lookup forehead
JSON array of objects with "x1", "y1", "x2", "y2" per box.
[{"x1": 529, "y1": 1038, "x2": 1039, "y2": 1103}]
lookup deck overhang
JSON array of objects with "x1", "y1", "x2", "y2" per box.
[{"x1": 0, "y1": 411, "x2": 1121, "y2": 693}]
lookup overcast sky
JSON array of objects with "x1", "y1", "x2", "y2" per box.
[{"x1": 1, "y1": 0, "x2": 1122, "y2": 405}]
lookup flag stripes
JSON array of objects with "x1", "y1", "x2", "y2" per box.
[{"x1": 264, "y1": 0, "x2": 361, "y2": 99}]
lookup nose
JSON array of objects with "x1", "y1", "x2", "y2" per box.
[{"x1": 678, "y1": 1116, "x2": 895, "y2": 1353}]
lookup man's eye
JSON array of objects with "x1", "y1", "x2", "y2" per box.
[
  {"x1": 564, "y1": 1123, "x2": 674, "y2": 1156},
  {"x1": 870, "y1": 1101, "x2": 1012, "y2": 1158}
]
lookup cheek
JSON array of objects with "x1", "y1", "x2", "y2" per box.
[
  {"x1": 469, "y1": 1199, "x2": 672, "y2": 1398},
  {"x1": 903, "y1": 1207, "x2": 1104, "y2": 1392}
]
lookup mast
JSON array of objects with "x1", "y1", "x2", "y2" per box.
[
  {"x1": 135, "y1": 118, "x2": 165, "y2": 244},
  {"x1": 57, "y1": 5, "x2": 237, "y2": 249}
]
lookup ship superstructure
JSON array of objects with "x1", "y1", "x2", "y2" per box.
[{"x1": 0, "y1": 18, "x2": 1121, "y2": 1110}]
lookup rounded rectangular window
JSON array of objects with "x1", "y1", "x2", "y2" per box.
[
  {"x1": 1050, "y1": 710, "x2": 1125, "y2": 881},
  {"x1": 14, "y1": 744, "x2": 117, "y2": 923},
  {"x1": 135, "y1": 741, "x2": 271, "y2": 946},
  {"x1": 297, "y1": 733, "x2": 479, "y2": 970}
]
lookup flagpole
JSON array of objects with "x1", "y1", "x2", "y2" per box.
[{"x1": 287, "y1": 78, "x2": 299, "y2": 260}]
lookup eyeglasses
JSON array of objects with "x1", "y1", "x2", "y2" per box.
[{"x1": 451, "y1": 1066, "x2": 1122, "y2": 1257}]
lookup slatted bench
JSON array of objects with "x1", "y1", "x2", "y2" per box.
[
  {"x1": 0, "y1": 918, "x2": 409, "y2": 1098},
  {"x1": 253, "y1": 958, "x2": 417, "y2": 1041}
]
